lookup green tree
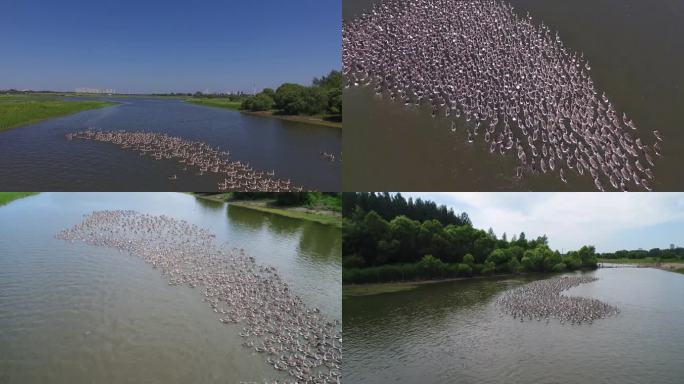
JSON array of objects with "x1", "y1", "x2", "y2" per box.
[
  {"x1": 563, "y1": 251, "x2": 582, "y2": 270},
  {"x1": 262, "y1": 88, "x2": 275, "y2": 99},
  {"x1": 481, "y1": 261, "x2": 496, "y2": 275},
  {"x1": 377, "y1": 239, "x2": 400, "y2": 264},
  {"x1": 275, "y1": 192, "x2": 308, "y2": 206},
  {"x1": 274, "y1": 83, "x2": 307, "y2": 114},
  {"x1": 242, "y1": 92, "x2": 274, "y2": 111},
  {"x1": 552, "y1": 262, "x2": 567, "y2": 272},
  {"x1": 486, "y1": 248, "x2": 512, "y2": 272},
  {"x1": 328, "y1": 88, "x2": 342, "y2": 114},
  {"x1": 389, "y1": 215, "x2": 420, "y2": 263},
  {"x1": 301, "y1": 87, "x2": 329, "y2": 115},
  {"x1": 508, "y1": 257, "x2": 522, "y2": 273},
  {"x1": 416, "y1": 255, "x2": 447, "y2": 278},
  {"x1": 578, "y1": 245, "x2": 598, "y2": 268},
  {"x1": 313, "y1": 70, "x2": 342, "y2": 90}
]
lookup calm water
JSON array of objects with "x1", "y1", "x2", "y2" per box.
[
  {"x1": 344, "y1": 268, "x2": 684, "y2": 384},
  {"x1": 342, "y1": 0, "x2": 684, "y2": 191},
  {"x1": 0, "y1": 193, "x2": 341, "y2": 383},
  {"x1": 0, "y1": 97, "x2": 341, "y2": 191}
]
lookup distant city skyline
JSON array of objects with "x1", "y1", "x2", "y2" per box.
[
  {"x1": 0, "y1": 0, "x2": 341, "y2": 93},
  {"x1": 401, "y1": 193, "x2": 684, "y2": 253},
  {"x1": 74, "y1": 87, "x2": 116, "y2": 94}
]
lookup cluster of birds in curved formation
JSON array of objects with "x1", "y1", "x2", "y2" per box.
[
  {"x1": 66, "y1": 129, "x2": 303, "y2": 192},
  {"x1": 56, "y1": 211, "x2": 341, "y2": 383},
  {"x1": 343, "y1": 0, "x2": 663, "y2": 191},
  {"x1": 497, "y1": 276, "x2": 619, "y2": 325}
]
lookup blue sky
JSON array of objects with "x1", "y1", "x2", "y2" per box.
[
  {"x1": 0, "y1": 0, "x2": 340, "y2": 93},
  {"x1": 401, "y1": 193, "x2": 684, "y2": 253}
]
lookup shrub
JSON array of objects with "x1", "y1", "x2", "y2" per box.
[
  {"x1": 552, "y1": 262, "x2": 567, "y2": 272},
  {"x1": 343, "y1": 255, "x2": 365, "y2": 269}
]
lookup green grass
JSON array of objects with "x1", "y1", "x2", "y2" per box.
[
  {"x1": 192, "y1": 193, "x2": 233, "y2": 202},
  {"x1": 185, "y1": 98, "x2": 243, "y2": 110},
  {"x1": 0, "y1": 94, "x2": 116, "y2": 131},
  {"x1": 0, "y1": 192, "x2": 38, "y2": 206},
  {"x1": 674, "y1": 268, "x2": 684, "y2": 275},
  {"x1": 307, "y1": 193, "x2": 341, "y2": 212},
  {"x1": 189, "y1": 193, "x2": 341, "y2": 227},
  {"x1": 229, "y1": 201, "x2": 341, "y2": 228}
]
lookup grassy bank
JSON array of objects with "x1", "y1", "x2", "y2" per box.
[
  {"x1": 0, "y1": 95, "x2": 116, "y2": 131},
  {"x1": 185, "y1": 98, "x2": 242, "y2": 110},
  {"x1": 0, "y1": 192, "x2": 38, "y2": 206},
  {"x1": 190, "y1": 193, "x2": 342, "y2": 228},
  {"x1": 229, "y1": 200, "x2": 341, "y2": 228},
  {"x1": 191, "y1": 193, "x2": 232, "y2": 202}
]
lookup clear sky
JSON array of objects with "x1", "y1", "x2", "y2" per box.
[
  {"x1": 0, "y1": 0, "x2": 341, "y2": 94},
  {"x1": 401, "y1": 193, "x2": 684, "y2": 253}
]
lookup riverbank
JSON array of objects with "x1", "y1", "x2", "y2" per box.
[
  {"x1": 185, "y1": 98, "x2": 242, "y2": 110},
  {"x1": 343, "y1": 277, "x2": 477, "y2": 297},
  {"x1": 344, "y1": 282, "x2": 421, "y2": 297},
  {"x1": 229, "y1": 200, "x2": 341, "y2": 228},
  {"x1": 599, "y1": 258, "x2": 684, "y2": 274},
  {"x1": 343, "y1": 271, "x2": 572, "y2": 297},
  {"x1": 0, "y1": 192, "x2": 38, "y2": 206},
  {"x1": 241, "y1": 110, "x2": 342, "y2": 129},
  {"x1": 0, "y1": 95, "x2": 116, "y2": 131},
  {"x1": 185, "y1": 98, "x2": 342, "y2": 129},
  {"x1": 191, "y1": 193, "x2": 342, "y2": 228}
]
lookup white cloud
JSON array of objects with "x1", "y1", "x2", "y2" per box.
[{"x1": 402, "y1": 193, "x2": 684, "y2": 252}]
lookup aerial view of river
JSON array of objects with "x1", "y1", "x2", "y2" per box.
[
  {"x1": 342, "y1": 0, "x2": 684, "y2": 191},
  {"x1": 0, "y1": 98, "x2": 341, "y2": 191},
  {"x1": 0, "y1": 192, "x2": 341, "y2": 383},
  {"x1": 344, "y1": 268, "x2": 684, "y2": 384}
]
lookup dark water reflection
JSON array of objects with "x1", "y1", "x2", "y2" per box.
[
  {"x1": 342, "y1": 0, "x2": 684, "y2": 191},
  {"x1": 0, "y1": 97, "x2": 341, "y2": 191},
  {"x1": 344, "y1": 268, "x2": 684, "y2": 384},
  {"x1": 227, "y1": 204, "x2": 342, "y2": 262},
  {"x1": 0, "y1": 193, "x2": 341, "y2": 383}
]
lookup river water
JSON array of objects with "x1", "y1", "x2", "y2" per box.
[
  {"x1": 343, "y1": 268, "x2": 684, "y2": 384},
  {"x1": 342, "y1": 0, "x2": 684, "y2": 191},
  {"x1": 0, "y1": 97, "x2": 341, "y2": 191},
  {"x1": 0, "y1": 192, "x2": 341, "y2": 383}
]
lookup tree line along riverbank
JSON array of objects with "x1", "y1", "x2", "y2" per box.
[
  {"x1": 0, "y1": 94, "x2": 116, "y2": 132},
  {"x1": 342, "y1": 193, "x2": 598, "y2": 284},
  {"x1": 598, "y1": 246, "x2": 684, "y2": 274},
  {"x1": 185, "y1": 70, "x2": 342, "y2": 128},
  {"x1": 192, "y1": 192, "x2": 341, "y2": 228}
]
